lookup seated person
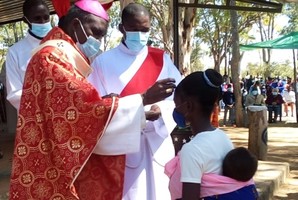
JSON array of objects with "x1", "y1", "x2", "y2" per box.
[
  {"x1": 282, "y1": 85, "x2": 295, "y2": 117},
  {"x1": 245, "y1": 87, "x2": 265, "y2": 107},
  {"x1": 265, "y1": 88, "x2": 284, "y2": 123}
]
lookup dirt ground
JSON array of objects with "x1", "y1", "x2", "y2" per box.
[
  {"x1": 1, "y1": 113, "x2": 298, "y2": 200},
  {"x1": 222, "y1": 119, "x2": 298, "y2": 200},
  {"x1": 263, "y1": 123, "x2": 298, "y2": 200}
]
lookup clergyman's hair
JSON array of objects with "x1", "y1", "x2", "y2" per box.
[
  {"x1": 121, "y1": 3, "x2": 150, "y2": 24},
  {"x1": 23, "y1": 0, "x2": 49, "y2": 17},
  {"x1": 58, "y1": 5, "x2": 93, "y2": 29},
  {"x1": 175, "y1": 69, "x2": 223, "y2": 116}
]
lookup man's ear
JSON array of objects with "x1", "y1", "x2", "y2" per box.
[
  {"x1": 118, "y1": 23, "x2": 124, "y2": 34},
  {"x1": 71, "y1": 18, "x2": 80, "y2": 30}
]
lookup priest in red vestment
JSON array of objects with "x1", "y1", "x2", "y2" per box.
[{"x1": 9, "y1": 1, "x2": 176, "y2": 199}]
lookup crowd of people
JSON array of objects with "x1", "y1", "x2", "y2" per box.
[
  {"x1": 2, "y1": 0, "x2": 266, "y2": 199},
  {"x1": 221, "y1": 75, "x2": 297, "y2": 125}
]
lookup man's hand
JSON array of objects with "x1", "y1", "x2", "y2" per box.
[
  {"x1": 142, "y1": 78, "x2": 176, "y2": 106},
  {"x1": 146, "y1": 104, "x2": 161, "y2": 121}
]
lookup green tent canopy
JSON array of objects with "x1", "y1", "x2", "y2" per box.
[
  {"x1": 240, "y1": 31, "x2": 298, "y2": 50},
  {"x1": 240, "y1": 31, "x2": 298, "y2": 123}
]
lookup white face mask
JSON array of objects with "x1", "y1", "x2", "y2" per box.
[
  {"x1": 124, "y1": 27, "x2": 150, "y2": 52},
  {"x1": 252, "y1": 90, "x2": 258, "y2": 96},
  {"x1": 74, "y1": 20, "x2": 102, "y2": 61}
]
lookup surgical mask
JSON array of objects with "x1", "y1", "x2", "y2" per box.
[
  {"x1": 88, "y1": 49, "x2": 103, "y2": 64},
  {"x1": 227, "y1": 88, "x2": 233, "y2": 92},
  {"x1": 124, "y1": 30, "x2": 150, "y2": 52},
  {"x1": 252, "y1": 90, "x2": 258, "y2": 96},
  {"x1": 272, "y1": 92, "x2": 278, "y2": 96},
  {"x1": 25, "y1": 16, "x2": 52, "y2": 38},
  {"x1": 74, "y1": 20, "x2": 101, "y2": 61},
  {"x1": 172, "y1": 109, "x2": 187, "y2": 128}
]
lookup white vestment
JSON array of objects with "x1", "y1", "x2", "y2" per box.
[
  {"x1": 88, "y1": 43, "x2": 182, "y2": 200},
  {"x1": 6, "y1": 32, "x2": 41, "y2": 111}
]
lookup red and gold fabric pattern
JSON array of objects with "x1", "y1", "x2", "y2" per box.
[{"x1": 9, "y1": 27, "x2": 125, "y2": 200}]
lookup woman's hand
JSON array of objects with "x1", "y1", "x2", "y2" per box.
[{"x1": 145, "y1": 104, "x2": 161, "y2": 121}]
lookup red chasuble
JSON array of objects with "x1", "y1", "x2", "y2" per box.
[
  {"x1": 9, "y1": 27, "x2": 125, "y2": 200},
  {"x1": 120, "y1": 47, "x2": 164, "y2": 97}
]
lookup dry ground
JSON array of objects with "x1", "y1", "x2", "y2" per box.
[{"x1": 222, "y1": 118, "x2": 298, "y2": 200}]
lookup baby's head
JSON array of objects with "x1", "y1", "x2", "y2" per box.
[{"x1": 223, "y1": 147, "x2": 258, "y2": 182}]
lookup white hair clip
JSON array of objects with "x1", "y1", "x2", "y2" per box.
[{"x1": 203, "y1": 71, "x2": 219, "y2": 88}]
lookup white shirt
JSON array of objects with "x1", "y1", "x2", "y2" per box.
[
  {"x1": 89, "y1": 43, "x2": 182, "y2": 200},
  {"x1": 283, "y1": 90, "x2": 295, "y2": 103},
  {"x1": 180, "y1": 129, "x2": 234, "y2": 184},
  {"x1": 6, "y1": 32, "x2": 41, "y2": 110}
]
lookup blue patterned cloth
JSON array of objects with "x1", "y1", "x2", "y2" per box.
[{"x1": 203, "y1": 184, "x2": 258, "y2": 200}]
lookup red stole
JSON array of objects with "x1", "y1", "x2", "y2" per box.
[{"x1": 120, "y1": 47, "x2": 164, "y2": 97}]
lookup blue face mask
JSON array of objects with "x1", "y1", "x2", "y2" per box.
[
  {"x1": 25, "y1": 15, "x2": 52, "y2": 38},
  {"x1": 74, "y1": 21, "x2": 101, "y2": 61},
  {"x1": 172, "y1": 109, "x2": 187, "y2": 128},
  {"x1": 124, "y1": 31, "x2": 150, "y2": 52},
  {"x1": 272, "y1": 92, "x2": 278, "y2": 96},
  {"x1": 31, "y1": 22, "x2": 52, "y2": 37}
]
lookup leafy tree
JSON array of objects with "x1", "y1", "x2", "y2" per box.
[
  {"x1": 281, "y1": 3, "x2": 298, "y2": 33},
  {"x1": 104, "y1": 1, "x2": 122, "y2": 50},
  {"x1": 270, "y1": 60, "x2": 295, "y2": 79},
  {"x1": 242, "y1": 60, "x2": 293, "y2": 80},
  {"x1": 190, "y1": 38, "x2": 205, "y2": 72},
  {"x1": 0, "y1": 22, "x2": 27, "y2": 69}
]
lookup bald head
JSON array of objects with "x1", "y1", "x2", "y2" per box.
[
  {"x1": 121, "y1": 3, "x2": 150, "y2": 25},
  {"x1": 119, "y1": 3, "x2": 151, "y2": 36}
]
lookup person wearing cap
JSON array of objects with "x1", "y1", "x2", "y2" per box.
[
  {"x1": 6, "y1": 0, "x2": 52, "y2": 111},
  {"x1": 88, "y1": 3, "x2": 181, "y2": 200},
  {"x1": 8, "y1": 1, "x2": 176, "y2": 199}
]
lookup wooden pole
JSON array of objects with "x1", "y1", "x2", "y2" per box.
[
  {"x1": 247, "y1": 107, "x2": 268, "y2": 160},
  {"x1": 293, "y1": 50, "x2": 298, "y2": 123}
]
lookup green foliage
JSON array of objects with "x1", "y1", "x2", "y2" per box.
[
  {"x1": 281, "y1": 3, "x2": 298, "y2": 34},
  {"x1": 195, "y1": 0, "x2": 262, "y2": 71},
  {"x1": 242, "y1": 59, "x2": 294, "y2": 79},
  {"x1": 0, "y1": 21, "x2": 28, "y2": 70},
  {"x1": 190, "y1": 41, "x2": 205, "y2": 72},
  {"x1": 107, "y1": 1, "x2": 121, "y2": 29}
]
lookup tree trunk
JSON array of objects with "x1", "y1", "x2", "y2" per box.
[
  {"x1": 248, "y1": 108, "x2": 268, "y2": 160},
  {"x1": 178, "y1": 0, "x2": 197, "y2": 76},
  {"x1": 13, "y1": 23, "x2": 18, "y2": 43},
  {"x1": 230, "y1": 2, "x2": 243, "y2": 127}
]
